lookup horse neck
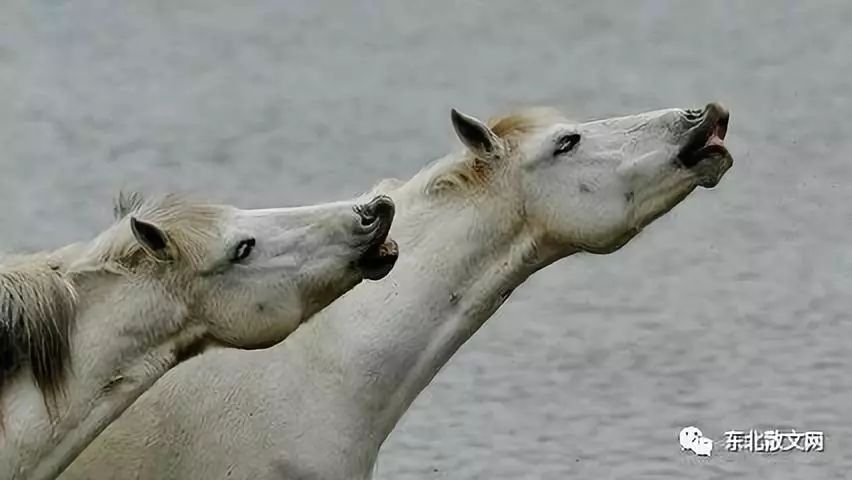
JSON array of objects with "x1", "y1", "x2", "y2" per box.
[
  {"x1": 301, "y1": 179, "x2": 550, "y2": 446},
  {"x1": 5, "y1": 266, "x2": 200, "y2": 480}
]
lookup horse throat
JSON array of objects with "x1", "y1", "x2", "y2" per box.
[{"x1": 308, "y1": 184, "x2": 542, "y2": 446}]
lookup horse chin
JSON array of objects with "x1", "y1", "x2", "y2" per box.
[
  {"x1": 580, "y1": 228, "x2": 639, "y2": 255},
  {"x1": 690, "y1": 149, "x2": 733, "y2": 188}
]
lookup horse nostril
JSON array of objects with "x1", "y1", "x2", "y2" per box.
[
  {"x1": 360, "y1": 213, "x2": 376, "y2": 227},
  {"x1": 357, "y1": 196, "x2": 395, "y2": 229},
  {"x1": 373, "y1": 198, "x2": 394, "y2": 220},
  {"x1": 362, "y1": 195, "x2": 395, "y2": 222},
  {"x1": 684, "y1": 108, "x2": 703, "y2": 121}
]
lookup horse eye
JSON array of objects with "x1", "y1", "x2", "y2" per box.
[
  {"x1": 231, "y1": 238, "x2": 256, "y2": 262},
  {"x1": 554, "y1": 133, "x2": 581, "y2": 155}
]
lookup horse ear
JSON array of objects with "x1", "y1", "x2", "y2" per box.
[
  {"x1": 130, "y1": 217, "x2": 173, "y2": 263},
  {"x1": 451, "y1": 108, "x2": 505, "y2": 160}
]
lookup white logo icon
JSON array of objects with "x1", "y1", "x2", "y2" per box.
[{"x1": 679, "y1": 426, "x2": 713, "y2": 456}]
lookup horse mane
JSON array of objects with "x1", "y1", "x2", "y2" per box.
[
  {"x1": 424, "y1": 107, "x2": 568, "y2": 194},
  {"x1": 0, "y1": 192, "x2": 223, "y2": 422},
  {"x1": 0, "y1": 259, "x2": 77, "y2": 420}
]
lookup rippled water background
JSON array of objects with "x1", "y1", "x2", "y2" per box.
[{"x1": 2, "y1": 1, "x2": 851, "y2": 478}]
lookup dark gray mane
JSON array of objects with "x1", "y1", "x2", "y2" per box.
[
  {"x1": 0, "y1": 191, "x2": 220, "y2": 423},
  {"x1": 0, "y1": 191, "x2": 142, "y2": 421},
  {"x1": 0, "y1": 262, "x2": 76, "y2": 421}
]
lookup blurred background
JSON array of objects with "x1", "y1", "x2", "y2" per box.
[{"x1": 1, "y1": 1, "x2": 850, "y2": 478}]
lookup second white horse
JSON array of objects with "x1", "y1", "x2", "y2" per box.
[{"x1": 1, "y1": 192, "x2": 398, "y2": 480}]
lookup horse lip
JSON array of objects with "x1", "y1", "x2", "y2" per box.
[
  {"x1": 357, "y1": 214, "x2": 396, "y2": 279},
  {"x1": 677, "y1": 102, "x2": 732, "y2": 172},
  {"x1": 355, "y1": 195, "x2": 398, "y2": 280},
  {"x1": 356, "y1": 196, "x2": 394, "y2": 244},
  {"x1": 357, "y1": 237, "x2": 398, "y2": 281}
]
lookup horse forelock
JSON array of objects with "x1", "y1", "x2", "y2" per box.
[
  {"x1": 99, "y1": 192, "x2": 225, "y2": 270},
  {"x1": 0, "y1": 262, "x2": 77, "y2": 423},
  {"x1": 489, "y1": 106, "x2": 568, "y2": 140},
  {"x1": 113, "y1": 190, "x2": 145, "y2": 220},
  {"x1": 422, "y1": 107, "x2": 569, "y2": 195}
]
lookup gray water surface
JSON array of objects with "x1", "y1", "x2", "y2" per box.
[{"x1": 1, "y1": 1, "x2": 851, "y2": 478}]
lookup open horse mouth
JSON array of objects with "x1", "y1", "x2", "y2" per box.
[
  {"x1": 355, "y1": 195, "x2": 399, "y2": 281},
  {"x1": 678, "y1": 102, "x2": 733, "y2": 188}
]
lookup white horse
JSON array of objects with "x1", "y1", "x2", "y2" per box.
[
  {"x1": 0, "y1": 192, "x2": 399, "y2": 480},
  {"x1": 67, "y1": 102, "x2": 733, "y2": 479}
]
